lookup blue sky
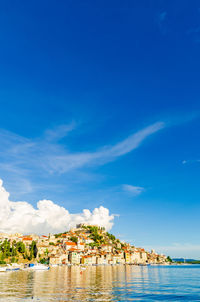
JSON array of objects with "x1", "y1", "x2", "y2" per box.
[{"x1": 0, "y1": 0, "x2": 200, "y2": 258}]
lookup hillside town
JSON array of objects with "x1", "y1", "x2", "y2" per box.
[{"x1": 0, "y1": 224, "x2": 169, "y2": 266}]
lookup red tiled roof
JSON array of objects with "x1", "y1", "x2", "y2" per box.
[
  {"x1": 65, "y1": 241, "x2": 77, "y2": 246},
  {"x1": 23, "y1": 237, "x2": 32, "y2": 241},
  {"x1": 68, "y1": 248, "x2": 79, "y2": 252}
]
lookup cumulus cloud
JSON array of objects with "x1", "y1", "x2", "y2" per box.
[
  {"x1": 0, "y1": 179, "x2": 114, "y2": 234},
  {"x1": 122, "y1": 184, "x2": 145, "y2": 196}
]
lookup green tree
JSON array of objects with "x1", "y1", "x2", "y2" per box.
[
  {"x1": 167, "y1": 256, "x2": 172, "y2": 262},
  {"x1": 1, "y1": 239, "x2": 11, "y2": 258},
  {"x1": 24, "y1": 251, "x2": 29, "y2": 259},
  {"x1": 0, "y1": 251, "x2": 5, "y2": 261},
  {"x1": 89, "y1": 228, "x2": 104, "y2": 245},
  {"x1": 106, "y1": 232, "x2": 116, "y2": 242},
  {"x1": 70, "y1": 237, "x2": 78, "y2": 243},
  {"x1": 11, "y1": 243, "x2": 17, "y2": 256},
  {"x1": 45, "y1": 248, "x2": 49, "y2": 257},
  {"x1": 16, "y1": 242, "x2": 26, "y2": 253},
  {"x1": 29, "y1": 241, "x2": 37, "y2": 258},
  {"x1": 11, "y1": 257, "x2": 17, "y2": 263}
]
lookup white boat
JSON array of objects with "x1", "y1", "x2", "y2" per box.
[
  {"x1": 0, "y1": 267, "x2": 7, "y2": 272},
  {"x1": 6, "y1": 264, "x2": 20, "y2": 271},
  {"x1": 27, "y1": 263, "x2": 50, "y2": 270}
]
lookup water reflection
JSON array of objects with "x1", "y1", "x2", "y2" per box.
[{"x1": 0, "y1": 265, "x2": 200, "y2": 301}]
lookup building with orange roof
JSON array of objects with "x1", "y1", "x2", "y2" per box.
[
  {"x1": 22, "y1": 236, "x2": 33, "y2": 246},
  {"x1": 63, "y1": 241, "x2": 77, "y2": 251}
]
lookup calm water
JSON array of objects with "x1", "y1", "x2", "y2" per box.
[{"x1": 0, "y1": 265, "x2": 200, "y2": 301}]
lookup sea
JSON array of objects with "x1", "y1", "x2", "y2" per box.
[{"x1": 0, "y1": 264, "x2": 200, "y2": 301}]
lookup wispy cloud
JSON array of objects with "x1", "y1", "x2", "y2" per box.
[
  {"x1": 182, "y1": 159, "x2": 200, "y2": 165},
  {"x1": 0, "y1": 121, "x2": 165, "y2": 178},
  {"x1": 122, "y1": 184, "x2": 145, "y2": 196},
  {"x1": 43, "y1": 121, "x2": 165, "y2": 173},
  {"x1": 44, "y1": 122, "x2": 76, "y2": 142},
  {"x1": 156, "y1": 11, "x2": 168, "y2": 34}
]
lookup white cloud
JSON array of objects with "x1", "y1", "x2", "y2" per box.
[
  {"x1": 0, "y1": 179, "x2": 114, "y2": 234},
  {"x1": 182, "y1": 159, "x2": 200, "y2": 165},
  {"x1": 97, "y1": 122, "x2": 164, "y2": 159},
  {"x1": 123, "y1": 184, "x2": 145, "y2": 196},
  {"x1": 44, "y1": 122, "x2": 76, "y2": 142},
  {"x1": 33, "y1": 122, "x2": 165, "y2": 174},
  {"x1": 1, "y1": 121, "x2": 164, "y2": 173},
  {"x1": 0, "y1": 121, "x2": 164, "y2": 195}
]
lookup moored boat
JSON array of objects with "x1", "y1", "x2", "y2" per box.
[{"x1": 6, "y1": 264, "x2": 20, "y2": 271}]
